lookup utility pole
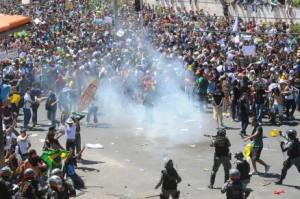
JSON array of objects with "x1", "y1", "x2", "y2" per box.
[{"x1": 113, "y1": 0, "x2": 117, "y2": 25}]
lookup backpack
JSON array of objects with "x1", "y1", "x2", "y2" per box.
[
  {"x1": 19, "y1": 96, "x2": 24, "y2": 108},
  {"x1": 45, "y1": 98, "x2": 51, "y2": 110}
]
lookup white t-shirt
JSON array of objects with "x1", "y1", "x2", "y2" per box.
[
  {"x1": 23, "y1": 92, "x2": 32, "y2": 109},
  {"x1": 4, "y1": 132, "x2": 17, "y2": 150},
  {"x1": 17, "y1": 136, "x2": 31, "y2": 155},
  {"x1": 65, "y1": 124, "x2": 76, "y2": 140}
]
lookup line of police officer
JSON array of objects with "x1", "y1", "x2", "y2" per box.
[
  {"x1": 154, "y1": 128, "x2": 300, "y2": 199},
  {"x1": 0, "y1": 167, "x2": 75, "y2": 199}
]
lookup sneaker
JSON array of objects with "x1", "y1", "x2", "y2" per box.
[
  {"x1": 265, "y1": 165, "x2": 270, "y2": 173},
  {"x1": 250, "y1": 170, "x2": 258, "y2": 175}
]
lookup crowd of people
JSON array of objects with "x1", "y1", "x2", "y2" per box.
[{"x1": 0, "y1": 0, "x2": 300, "y2": 198}]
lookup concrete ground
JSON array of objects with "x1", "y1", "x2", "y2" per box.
[{"x1": 28, "y1": 102, "x2": 300, "y2": 199}]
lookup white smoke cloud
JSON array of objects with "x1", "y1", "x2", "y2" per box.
[{"x1": 93, "y1": 14, "x2": 207, "y2": 144}]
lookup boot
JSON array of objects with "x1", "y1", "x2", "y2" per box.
[
  {"x1": 275, "y1": 179, "x2": 283, "y2": 185},
  {"x1": 208, "y1": 173, "x2": 216, "y2": 189}
]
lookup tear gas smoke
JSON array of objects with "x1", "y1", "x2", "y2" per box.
[{"x1": 91, "y1": 12, "x2": 206, "y2": 144}]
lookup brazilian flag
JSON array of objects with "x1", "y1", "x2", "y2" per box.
[{"x1": 41, "y1": 150, "x2": 69, "y2": 170}]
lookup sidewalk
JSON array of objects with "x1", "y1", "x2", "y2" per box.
[{"x1": 145, "y1": 0, "x2": 300, "y2": 22}]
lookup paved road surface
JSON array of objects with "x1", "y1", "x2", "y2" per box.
[{"x1": 28, "y1": 102, "x2": 300, "y2": 199}]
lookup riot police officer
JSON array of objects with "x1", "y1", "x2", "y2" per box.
[
  {"x1": 221, "y1": 169, "x2": 251, "y2": 199},
  {"x1": 234, "y1": 152, "x2": 251, "y2": 188},
  {"x1": 51, "y1": 168, "x2": 76, "y2": 198},
  {"x1": 47, "y1": 175, "x2": 64, "y2": 199},
  {"x1": 155, "y1": 159, "x2": 181, "y2": 199},
  {"x1": 19, "y1": 168, "x2": 41, "y2": 199},
  {"x1": 275, "y1": 129, "x2": 300, "y2": 185},
  {"x1": 0, "y1": 166, "x2": 13, "y2": 199},
  {"x1": 208, "y1": 129, "x2": 232, "y2": 189}
]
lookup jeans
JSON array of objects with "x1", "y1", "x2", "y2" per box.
[
  {"x1": 47, "y1": 108, "x2": 57, "y2": 127},
  {"x1": 231, "y1": 100, "x2": 239, "y2": 120},
  {"x1": 86, "y1": 106, "x2": 98, "y2": 123},
  {"x1": 66, "y1": 139, "x2": 76, "y2": 152},
  {"x1": 23, "y1": 108, "x2": 31, "y2": 129},
  {"x1": 75, "y1": 133, "x2": 81, "y2": 155},
  {"x1": 69, "y1": 173, "x2": 85, "y2": 189},
  {"x1": 255, "y1": 103, "x2": 263, "y2": 123},
  {"x1": 31, "y1": 103, "x2": 39, "y2": 125},
  {"x1": 240, "y1": 115, "x2": 249, "y2": 135}
]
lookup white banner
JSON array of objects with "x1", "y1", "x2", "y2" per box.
[{"x1": 22, "y1": 0, "x2": 30, "y2": 4}]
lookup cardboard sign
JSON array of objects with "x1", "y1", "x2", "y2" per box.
[{"x1": 78, "y1": 80, "x2": 98, "y2": 111}]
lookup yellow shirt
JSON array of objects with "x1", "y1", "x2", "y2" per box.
[{"x1": 10, "y1": 94, "x2": 21, "y2": 106}]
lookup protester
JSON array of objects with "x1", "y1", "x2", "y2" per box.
[
  {"x1": 63, "y1": 148, "x2": 85, "y2": 189},
  {"x1": 46, "y1": 91, "x2": 59, "y2": 127},
  {"x1": 23, "y1": 87, "x2": 33, "y2": 129},
  {"x1": 30, "y1": 83, "x2": 42, "y2": 127},
  {"x1": 16, "y1": 129, "x2": 31, "y2": 161},
  {"x1": 244, "y1": 126, "x2": 270, "y2": 175},
  {"x1": 43, "y1": 126, "x2": 65, "y2": 151}
]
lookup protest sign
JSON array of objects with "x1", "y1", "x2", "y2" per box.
[
  {"x1": 242, "y1": 45, "x2": 256, "y2": 56},
  {"x1": 22, "y1": 0, "x2": 30, "y2": 4},
  {"x1": 78, "y1": 80, "x2": 99, "y2": 111}
]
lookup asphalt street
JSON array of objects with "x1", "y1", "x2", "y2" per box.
[{"x1": 27, "y1": 102, "x2": 300, "y2": 199}]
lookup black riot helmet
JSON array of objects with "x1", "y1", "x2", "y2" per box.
[
  {"x1": 286, "y1": 129, "x2": 297, "y2": 140},
  {"x1": 217, "y1": 129, "x2": 226, "y2": 137},
  {"x1": 234, "y1": 151, "x2": 244, "y2": 160},
  {"x1": 229, "y1": 168, "x2": 240, "y2": 181}
]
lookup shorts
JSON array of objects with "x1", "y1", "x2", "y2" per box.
[
  {"x1": 213, "y1": 106, "x2": 222, "y2": 120},
  {"x1": 250, "y1": 147, "x2": 262, "y2": 160}
]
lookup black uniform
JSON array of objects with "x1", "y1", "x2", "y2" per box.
[
  {"x1": 277, "y1": 138, "x2": 300, "y2": 183},
  {"x1": 61, "y1": 179, "x2": 76, "y2": 199},
  {"x1": 236, "y1": 159, "x2": 250, "y2": 187},
  {"x1": 160, "y1": 168, "x2": 181, "y2": 199},
  {"x1": 47, "y1": 188, "x2": 62, "y2": 199},
  {"x1": 0, "y1": 177, "x2": 13, "y2": 199},
  {"x1": 19, "y1": 180, "x2": 39, "y2": 199},
  {"x1": 221, "y1": 180, "x2": 248, "y2": 199},
  {"x1": 210, "y1": 136, "x2": 232, "y2": 187}
]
